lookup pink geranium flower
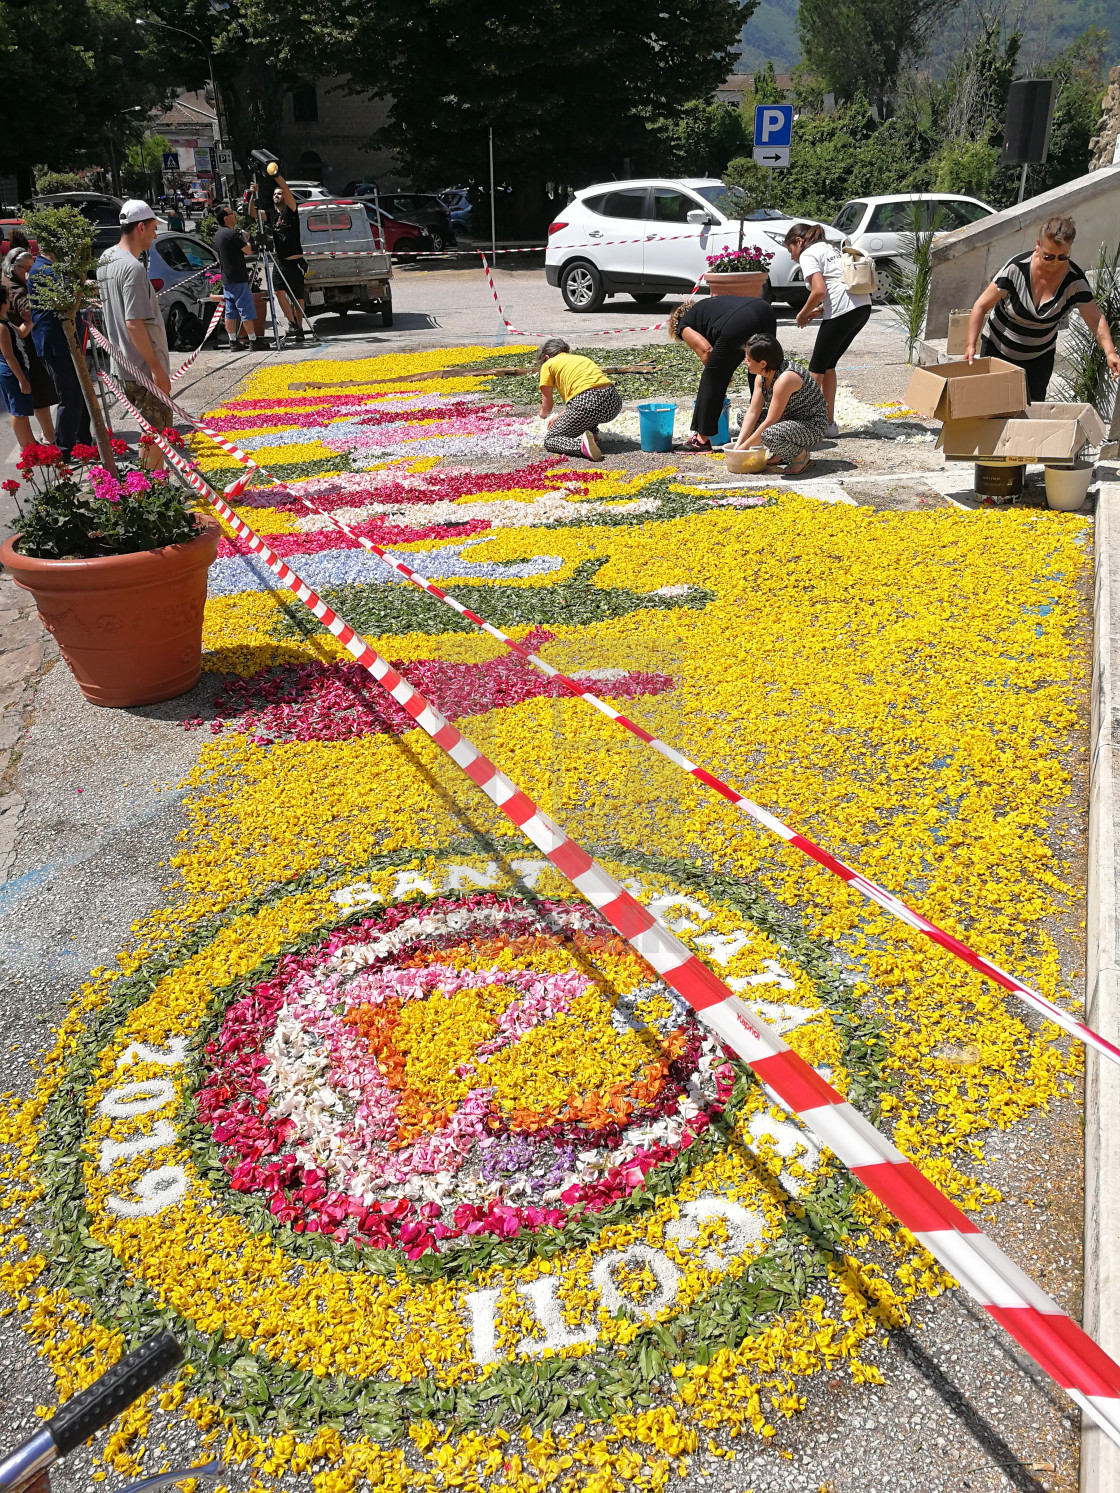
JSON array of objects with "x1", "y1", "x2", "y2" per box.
[{"x1": 90, "y1": 466, "x2": 122, "y2": 504}]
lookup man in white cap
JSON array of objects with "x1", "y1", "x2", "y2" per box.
[{"x1": 96, "y1": 199, "x2": 172, "y2": 469}]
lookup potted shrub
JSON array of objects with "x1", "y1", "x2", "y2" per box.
[
  {"x1": 704, "y1": 246, "x2": 774, "y2": 298},
  {"x1": 0, "y1": 440, "x2": 220, "y2": 707}
]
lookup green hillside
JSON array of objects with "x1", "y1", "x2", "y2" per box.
[
  {"x1": 735, "y1": 0, "x2": 1118, "y2": 77},
  {"x1": 737, "y1": 0, "x2": 800, "y2": 73}
]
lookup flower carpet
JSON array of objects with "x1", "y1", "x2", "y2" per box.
[{"x1": 0, "y1": 344, "x2": 1094, "y2": 1493}]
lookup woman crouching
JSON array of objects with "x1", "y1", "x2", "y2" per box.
[
  {"x1": 537, "y1": 339, "x2": 622, "y2": 461},
  {"x1": 733, "y1": 333, "x2": 828, "y2": 477}
]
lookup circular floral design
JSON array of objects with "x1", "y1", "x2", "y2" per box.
[{"x1": 200, "y1": 892, "x2": 734, "y2": 1257}]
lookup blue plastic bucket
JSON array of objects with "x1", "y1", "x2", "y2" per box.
[
  {"x1": 638, "y1": 401, "x2": 676, "y2": 453},
  {"x1": 713, "y1": 398, "x2": 731, "y2": 446}
]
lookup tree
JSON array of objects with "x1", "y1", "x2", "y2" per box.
[
  {"x1": 23, "y1": 207, "x2": 118, "y2": 473},
  {"x1": 231, "y1": 0, "x2": 750, "y2": 229},
  {"x1": 930, "y1": 137, "x2": 1000, "y2": 198},
  {"x1": 367, "y1": 0, "x2": 750, "y2": 222},
  {"x1": 655, "y1": 102, "x2": 749, "y2": 177},
  {"x1": 0, "y1": 0, "x2": 178, "y2": 200},
  {"x1": 727, "y1": 96, "x2": 938, "y2": 218},
  {"x1": 798, "y1": 0, "x2": 962, "y2": 115},
  {"x1": 1025, "y1": 28, "x2": 1108, "y2": 198},
  {"x1": 125, "y1": 135, "x2": 171, "y2": 197}
]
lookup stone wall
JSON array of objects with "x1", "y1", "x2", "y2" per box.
[{"x1": 1090, "y1": 66, "x2": 1120, "y2": 170}]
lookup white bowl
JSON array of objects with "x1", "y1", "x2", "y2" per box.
[{"x1": 724, "y1": 448, "x2": 770, "y2": 475}]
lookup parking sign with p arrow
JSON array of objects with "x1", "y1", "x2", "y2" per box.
[{"x1": 753, "y1": 104, "x2": 792, "y2": 169}]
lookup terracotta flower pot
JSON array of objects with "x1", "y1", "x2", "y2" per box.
[
  {"x1": 0, "y1": 518, "x2": 221, "y2": 707},
  {"x1": 705, "y1": 271, "x2": 768, "y2": 297}
]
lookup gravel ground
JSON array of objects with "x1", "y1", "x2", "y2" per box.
[{"x1": 0, "y1": 297, "x2": 1093, "y2": 1493}]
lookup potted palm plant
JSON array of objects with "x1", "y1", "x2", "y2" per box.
[
  {"x1": 704, "y1": 246, "x2": 774, "y2": 298},
  {"x1": 0, "y1": 440, "x2": 220, "y2": 707}
]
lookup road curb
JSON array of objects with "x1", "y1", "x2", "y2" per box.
[{"x1": 1084, "y1": 468, "x2": 1120, "y2": 1491}]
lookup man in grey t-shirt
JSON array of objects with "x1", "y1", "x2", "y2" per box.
[{"x1": 96, "y1": 199, "x2": 172, "y2": 469}]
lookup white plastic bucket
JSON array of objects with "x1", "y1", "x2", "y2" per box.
[{"x1": 1044, "y1": 462, "x2": 1095, "y2": 511}]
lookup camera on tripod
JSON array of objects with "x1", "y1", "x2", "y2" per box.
[{"x1": 247, "y1": 149, "x2": 282, "y2": 248}]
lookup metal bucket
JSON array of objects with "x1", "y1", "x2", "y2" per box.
[{"x1": 973, "y1": 463, "x2": 1024, "y2": 501}]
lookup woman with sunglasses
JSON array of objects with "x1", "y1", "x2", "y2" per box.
[{"x1": 964, "y1": 216, "x2": 1120, "y2": 401}]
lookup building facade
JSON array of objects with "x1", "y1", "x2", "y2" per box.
[
  {"x1": 151, "y1": 91, "x2": 219, "y2": 189},
  {"x1": 276, "y1": 79, "x2": 403, "y2": 191}
]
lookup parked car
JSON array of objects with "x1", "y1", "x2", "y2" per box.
[
  {"x1": 145, "y1": 231, "x2": 219, "y2": 349},
  {"x1": 32, "y1": 192, "x2": 124, "y2": 256},
  {"x1": 832, "y1": 193, "x2": 994, "y2": 277},
  {"x1": 0, "y1": 220, "x2": 38, "y2": 257},
  {"x1": 371, "y1": 193, "x2": 456, "y2": 250},
  {"x1": 301, "y1": 201, "x2": 393, "y2": 322},
  {"x1": 544, "y1": 178, "x2": 837, "y2": 312},
  {"x1": 361, "y1": 204, "x2": 436, "y2": 259},
  {"x1": 440, "y1": 187, "x2": 473, "y2": 234},
  {"x1": 285, "y1": 180, "x2": 333, "y2": 203}
]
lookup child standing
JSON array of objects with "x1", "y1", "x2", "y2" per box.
[
  {"x1": 537, "y1": 339, "x2": 621, "y2": 461},
  {"x1": 0, "y1": 285, "x2": 37, "y2": 450}
]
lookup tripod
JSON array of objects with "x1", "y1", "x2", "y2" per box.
[{"x1": 243, "y1": 229, "x2": 322, "y2": 351}]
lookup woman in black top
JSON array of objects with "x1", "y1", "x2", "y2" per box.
[
  {"x1": 964, "y1": 215, "x2": 1120, "y2": 401},
  {"x1": 667, "y1": 295, "x2": 777, "y2": 451}
]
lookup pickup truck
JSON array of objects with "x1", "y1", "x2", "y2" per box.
[{"x1": 299, "y1": 200, "x2": 393, "y2": 324}]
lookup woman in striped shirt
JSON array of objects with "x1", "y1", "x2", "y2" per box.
[{"x1": 964, "y1": 216, "x2": 1120, "y2": 401}]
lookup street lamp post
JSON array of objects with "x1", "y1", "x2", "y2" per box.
[
  {"x1": 136, "y1": 16, "x2": 226, "y2": 203},
  {"x1": 107, "y1": 105, "x2": 142, "y2": 197}
]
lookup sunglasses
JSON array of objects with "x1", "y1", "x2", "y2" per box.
[{"x1": 1037, "y1": 250, "x2": 1069, "y2": 261}]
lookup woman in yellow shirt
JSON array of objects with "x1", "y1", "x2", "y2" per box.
[{"x1": 537, "y1": 338, "x2": 621, "y2": 460}]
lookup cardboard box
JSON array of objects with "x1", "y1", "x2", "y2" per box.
[
  {"x1": 945, "y1": 311, "x2": 971, "y2": 357},
  {"x1": 938, "y1": 403, "x2": 1108, "y2": 466},
  {"x1": 905, "y1": 357, "x2": 1027, "y2": 422}
]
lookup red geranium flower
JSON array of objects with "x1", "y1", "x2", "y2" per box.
[
  {"x1": 160, "y1": 427, "x2": 185, "y2": 448},
  {"x1": 70, "y1": 443, "x2": 99, "y2": 461},
  {"x1": 1, "y1": 479, "x2": 20, "y2": 494},
  {"x1": 110, "y1": 437, "x2": 129, "y2": 456}
]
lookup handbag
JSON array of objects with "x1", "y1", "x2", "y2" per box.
[{"x1": 840, "y1": 240, "x2": 878, "y2": 294}]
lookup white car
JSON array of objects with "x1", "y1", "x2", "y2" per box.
[
  {"x1": 285, "y1": 180, "x2": 333, "y2": 203},
  {"x1": 545, "y1": 178, "x2": 839, "y2": 313},
  {"x1": 832, "y1": 193, "x2": 994, "y2": 273}
]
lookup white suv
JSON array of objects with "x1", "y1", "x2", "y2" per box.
[
  {"x1": 832, "y1": 193, "x2": 994, "y2": 274},
  {"x1": 545, "y1": 178, "x2": 838, "y2": 313}
]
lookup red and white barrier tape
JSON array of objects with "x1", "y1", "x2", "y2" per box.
[
  {"x1": 170, "y1": 305, "x2": 224, "y2": 383},
  {"x1": 89, "y1": 318, "x2": 1120, "y2": 1068},
  {"x1": 95, "y1": 366, "x2": 1120, "y2": 1448},
  {"x1": 307, "y1": 229, "x2": 732, "y2": 260},
  {"x1": 478, "y1": 252, "x2": 703, "y2": 338}
]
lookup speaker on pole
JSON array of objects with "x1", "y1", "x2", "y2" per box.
[{"x1": 1002, "y1": 78, "x2": 1057, "y2": 165}]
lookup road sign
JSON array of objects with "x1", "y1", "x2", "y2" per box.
[
  {"x1": 162, "y1": 152, "x2": 180, "y2": 171},
  {"x1": 194, "y1": 146, "x2": 212, "y2": 174},
  {"x1": 754, "y1": 104, "x2": 793, "y2": 149},
  {"x1": 216, "y1": 149, "x2": 234, "y2": 175},
  {"x1": 753, "y1": 145, "x2": 790, "y2": 169}
]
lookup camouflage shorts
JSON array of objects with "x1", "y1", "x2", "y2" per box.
[{"x1": 123, "y1": 380, "x2": 173, "y2": 434}]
